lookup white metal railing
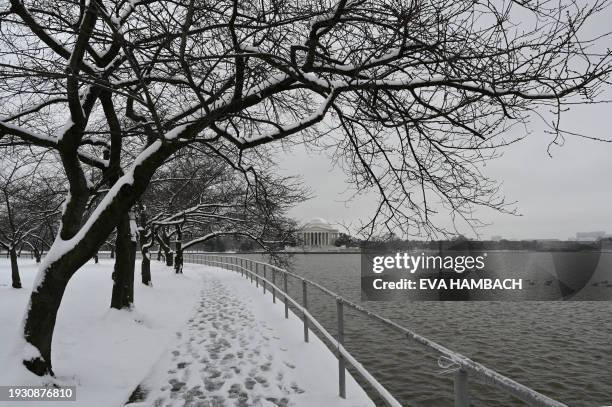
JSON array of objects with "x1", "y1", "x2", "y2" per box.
[{"x1": 183, "y1": 253, "x2": 568, "y2": 407}]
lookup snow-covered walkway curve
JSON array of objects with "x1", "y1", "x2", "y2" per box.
[{"x1": 126, "y1": 265, "x2": 373, "y2": 407}]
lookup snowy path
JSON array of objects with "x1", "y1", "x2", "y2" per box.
[{"x1": 127, "y1": 266, "x2": 373, "y2": 407}]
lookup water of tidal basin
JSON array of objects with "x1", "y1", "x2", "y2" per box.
[{"x1": 237, "y1": 252, "x2": 612, "y2": 407}]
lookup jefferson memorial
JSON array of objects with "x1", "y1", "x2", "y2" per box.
[{"x1": 298, "y1": 218, "x2": 340, "y2": 247}]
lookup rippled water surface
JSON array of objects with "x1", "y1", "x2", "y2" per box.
[{"x1": 211, "y1": 252, "x2": 612, "y2": 406}]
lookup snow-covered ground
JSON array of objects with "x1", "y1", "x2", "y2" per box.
[{"x1": 0, "y1": 258, "x2": 373, "y2": 407}]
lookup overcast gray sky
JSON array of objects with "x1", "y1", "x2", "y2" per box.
[
  {"x1": 274, "y1": 5, "x2": 612, "y2": 241},
  {"x1": 276, "y1": 100, "x2": 612, "y2": 240}
]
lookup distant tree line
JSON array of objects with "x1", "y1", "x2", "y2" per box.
[{"x1": 360, "y1": 236, "x2": 606, "y2": 252}]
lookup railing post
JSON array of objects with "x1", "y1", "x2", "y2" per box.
[
  {"x1": 263, "y1": 265, "x2": 266, "y2": 294},
  {"x1": 337, "y1": 298, "x2": 346, "y2": 398},
  {"x1": 454, "y1": 369, "x2": 469, "y2": 407},
  {"x1": 271, "y1": 268, "x2": 276, "y2": 303},
  {"x1": 255, "y1": 261, "x2": 259, "y2": 288},
  {"x1": 302, "y1": 279, "x2": 309, "y2": 343},
  {"x1": 283, "y1": 272, "x2": 288, "y2": 319}
]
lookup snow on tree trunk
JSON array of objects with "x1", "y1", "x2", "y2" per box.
[
  {"x1": 139, "y1": 212, "x2": 152, "y2": 286},
  {"x1": 174, "y1": 226, "x2": 183, "y2": 274},
  {"x1": 10, "y1": 248, "x2": 21, "y2": 289},
  {"x1": 22, "y1": 242, "x2": 99, "y2": 376},
  {"x1": 110, "y1": 212, "x2": 136, "y2": 310},
  {"x1": 22, "y1": 261, "x2": 69, "y2": 376}
]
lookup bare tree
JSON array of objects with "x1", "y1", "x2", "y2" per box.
[
  {"x1": 0, "y1": 152, "x2": 62, "y2": 288},
  {"x1": 0, "y1": 0, "x2": 610, "y2": 376},
  {"x1": 140, "y1": 151, "x2": 233, "y2": 273},
  {"x1": 141, "y1": 151, "x2": 305, "y2": 275},
  {"x1": 148, "y1": 185, "x2": 303, "y2": 274},
  {"x1": 23, "y1": 220, "x2": 56, "y2": 264}
]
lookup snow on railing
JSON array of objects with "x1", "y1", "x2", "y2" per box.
[{"x1": 183, "y1": 253, "x2": 568, "y2": 407}]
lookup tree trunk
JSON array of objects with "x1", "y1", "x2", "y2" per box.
[
  {"x1": 94, "y1": 252, "x2": 99, "y2": 263},
  {"x1": 139, "y1": 212, "x2": 152, "y2": 286},
  {"x1": 34, "y1": 249, "x2": 41, "y2": 263},
  {"x1": 111, "y1": 213, "x2": 136, "y2": 309},
  {"x1": 22, "y1": 229, "x2": 121, "y2": 376},
  {"x1": 174, "y1": 247, "x2": 183, "y2": 273},
  {"x1": 141, "y1": 254, "x2": 151, "y2": 285},
  {"x1": 21, "y1": 140, "x2": 177, "y2": 376},
  {"x1": 158, "y1": 231, "x2": 173, "y2": 266},
  {"x1": 174, "y1": 226, "x2": 183, "y2": 274},
  {"x1": 165, "y1": 250, "x2": 174, "y2": 267},
  {"x1": 10, "y1": 248, "x2": 21, "y2": 289},
  {"x1": 22, "y1": 239, "x2": 102, "y2": 376},
  {"x1": 22, "y1": 261, "x2": 69, "y2": 376}
]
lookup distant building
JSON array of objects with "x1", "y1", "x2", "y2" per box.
[
  {"x1": 576, "y1": 231, "x2": 607, "y2": 241},
  {"x1": 298, "y1": 218, "x2": 340, "y2": 247},
  {"x1": 491, "y1": 235, "x2": 502, "y2": 241}
]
